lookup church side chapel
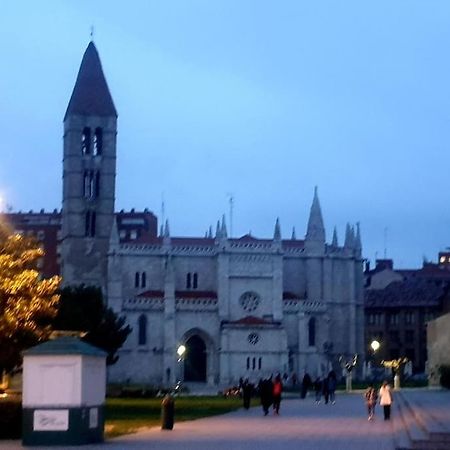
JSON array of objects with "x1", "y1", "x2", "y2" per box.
[{"x1": 61, "y1": 42, "x2": 365, "y2": 386}]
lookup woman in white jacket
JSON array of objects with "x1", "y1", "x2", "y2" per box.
[{"x1": 379, "y1": 380, "x2": 393, "y2": 420}]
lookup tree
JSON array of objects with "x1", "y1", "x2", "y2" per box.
[
  {"x1": 54, "y1": 285, "x2": 131, "y2": 365},
  {"x1": 0, "y1": 225, "x2": 60, "y2": 372}
]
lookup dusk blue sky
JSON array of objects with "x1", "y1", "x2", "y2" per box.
[{"x1": 1, "y1": 1, "x2": 450, "y2": 268}]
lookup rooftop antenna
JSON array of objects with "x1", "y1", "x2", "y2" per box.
[
  {"x1": 90, "y1": 25, "x2": 95, "y2": 40},
  {"x1": 383, "y1": 227, "x2": 388, "y2": 259},
  {"x1": 226, "y1": 193, "x2": 234, "y2": 238}
]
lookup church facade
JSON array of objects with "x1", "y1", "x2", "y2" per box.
[{"x1": 60, "y1": 42, "x2": 365, "y2": 386}]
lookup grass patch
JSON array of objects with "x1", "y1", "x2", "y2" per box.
[{"x1": 105, "y1": 396, "x2": 242, "y2": 438}]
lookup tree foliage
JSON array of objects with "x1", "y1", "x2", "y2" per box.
[
  {"x1": 54, "y1": 285, "x2": 131, "y2": 365},
  {"x1": 0, "y1": 224, "x2": 60, "y2": 372}
]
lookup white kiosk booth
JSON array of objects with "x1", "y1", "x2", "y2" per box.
[{"x1": 22, "y1": 337, "x2": 106, "y2": 446}]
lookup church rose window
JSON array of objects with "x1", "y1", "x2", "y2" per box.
[{"x1": 239, "y1": 292, "x2": 260, "y2": 312}]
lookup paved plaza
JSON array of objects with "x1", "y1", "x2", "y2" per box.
[{"x1": 3, "y1": 392, "x2": 397, "y2": 450}]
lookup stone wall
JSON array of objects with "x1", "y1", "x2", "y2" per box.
[{"x1": 427, "y1": 312, "x2": 450, "y2": 386}]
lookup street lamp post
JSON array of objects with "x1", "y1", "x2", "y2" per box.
[
  {"x1": 176, "y1": 344, "x2": 186, "y2": 391},
  {"x1": 339, "y1": 354, "x2": 358, "y2": 392}
]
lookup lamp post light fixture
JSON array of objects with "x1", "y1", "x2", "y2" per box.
[
  {"x1": 176, "y1": 344, "x2": 186, "y2": 362},
  {"x1": 370, "y1": 340, "x2": 380, "y2": 353}
]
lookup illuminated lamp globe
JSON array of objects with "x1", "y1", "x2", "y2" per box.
[
  {"x1": 177, "y1": 345, "x2": 186, "y2": 358},
  {"x1": 370, "y1": 340, "x2": 380, "y2": 352}
]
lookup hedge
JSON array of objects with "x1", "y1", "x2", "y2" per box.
[{"x1": 0, "y1": 397, "x2": 21, "y2": 439}]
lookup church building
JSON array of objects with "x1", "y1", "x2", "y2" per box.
[{"x1": 58, "y1": 42, "x2": 365, "y2": 386}]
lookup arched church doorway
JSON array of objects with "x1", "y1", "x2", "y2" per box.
[{"x1": 184, "y1": 335, "x2": 207, "y2": 382}]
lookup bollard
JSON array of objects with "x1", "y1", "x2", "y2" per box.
[{"x1": 161, "y1": 394, "x2": 175, "y2": 430}]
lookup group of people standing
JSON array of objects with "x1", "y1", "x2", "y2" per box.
[
  {"x1": 240, "y1": 374, "x2": 284, "y2": 415},
  {"x1": 258, "y1": 374, "x2": 283, "y2": 415},
  {"x1": 300, "y1": 371, "x2": 337, "y2": 405}
]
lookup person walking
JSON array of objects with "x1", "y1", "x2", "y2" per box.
[
  {"x1": 272, "y1": 374, "x2": 283, "y2": 415},
  {"x1": 259, "y1": 377, "x2": 273, "y2": 416},
  {"x1": 364, "y1": 383, "x2": 378, "y2": 420},
  {"x1": 379, "y1": 380, "x2": 393, "y2": 420},
  {"x1": 322, "y1": 375, "x2": 330, "y2": 404},
  {"x1": 314, "y1": 376, "x2": 323, "y2": 404},
  {"x1": 301, "y1": 372, "x2": 312, "y2": 399},
  {"x1": 327, "y1": 370, "x2": 337, "y2": 404},
  {"x1": 242, "y1": 379, "x2": 253, "y2": 410}
]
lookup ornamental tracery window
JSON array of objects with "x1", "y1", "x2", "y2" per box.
[{"x1": 239, "y1": 291, "x2": 260, "y2": 312}]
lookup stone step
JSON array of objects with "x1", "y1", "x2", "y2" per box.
[
  {"x1": 392, "y1": 399, "x2": 414, "y2": 450},
  {"x1": 396, "y1": 393, "x2": 450, "y2": 450},
  {"x1": 400, "y1": 392, "x2": 450, "y2": 445},
  {"x1": 397, "y1": 393, "x2": 429, "y2": 447}
]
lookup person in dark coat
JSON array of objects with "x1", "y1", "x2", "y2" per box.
[
  {"x1": 242, "y1": 379, "x2": 253, "y2": 410},
  {"x1": 314, "y1": 376, "x2": 323, "y2": 404},
  {"x1": 301, "y1": 372, "x2": 312, "y2": 399},
  {"x1": 327, "y1": 370, "x2": 337, "y2": 404},
  {"x1": 322, "y1": 375, "x2": 330, "y2": 404},
  {"x1": 259, "y1": 377, "x2": 273, "y2": 416}
]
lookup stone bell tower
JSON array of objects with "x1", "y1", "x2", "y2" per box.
[{"x1": 61, "y1": 41, "x2": 117, "y2": 290}]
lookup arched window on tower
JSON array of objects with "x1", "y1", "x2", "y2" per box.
[
  {"x1": 81, "y1": 127, "x2": 91, "y2": 155},
  {"x1": 93, "y1": 128, "x2": 103, "y2": 155},
  {"x1": 186, "y1": 273, "x2": 191, "y2": 289},
  {"x1": 135, "y1": 272, "x2": 140, "y2": 288},
  {"x1": 83, "y1": 171, "x2": 96, "y2": 199},
  {"x1": 193, "y1": 273, "x2": 198, "y2": 289},
  {"x1": 138, "y1": 314, "x2": 147, "y2": 346},
  {"x1": 85, "y1": 211, "x2": 96, "y2": 237},
  {"x1": 141, "y1": 272, "x2": 146, "y2": 288},
  {"x1": 94, "y1": 171, "x2": 100, "y2": 197},
  {"x1": 308, "y1": 317, "x2": 316, "y2": 347}
]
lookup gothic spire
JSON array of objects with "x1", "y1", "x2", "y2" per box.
[
  {"x1": 291, "y1": 227, "x2": 296, "y2": 240},
  {"x1": 344, "y1": 223, "x2": 352, "y2": 248},
  {"x1": 273, "y1": 217, "x2": 281, "y2": 241},
  {"x1": 65, "y1": 42, "x2": 117, "y2": 120},
  {"x1": 355, "y1": 222, "x2": 362, "y2": 253},
  {"x1": 305, "y1": 186, "x2": 325, "y2": 251},
  {"x1": 331, "y1": 226, "x2": 338, "y2": 247},
  {"x1": 163, "y1": 219, "x2": 170, "y2": 238},
  {"x1": 215, "y1": 220, "x2": 221, "y2": 239},
  {"x1": 109, "y1": 217, "x2": 119, "y2": 250},
  {"x1": 221, "y1": 214, "x2": 228, "y2": 238}
]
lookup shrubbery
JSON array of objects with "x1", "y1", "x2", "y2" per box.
[
  {"x1": 0, "y1": 397, "x2": 21, "y2": 439},
  {"x1": 439, "y1": 365, "x2": 450, "y2": 389}
]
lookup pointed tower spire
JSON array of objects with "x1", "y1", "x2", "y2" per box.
[
  {"x1": 65, "y1": 42, "x2": 117, "y2": 120},
  {"x1": 291, "y1": 227, "x2": 296, "y2": 240},
  {"x1": 215, "y1": 220, "x2": 221, "y2": 239},
  {"x1": 331, "y1": 226, "x2": 338, "y2": 247},
  {"x1": 355, "y1": 222, "x2": 362, "y2": 255},
  {"x1": 159, "y1": 224, "x2": 164, "y2": 237},
  {"x1": 305, "y1": 186, "x2": 326, "y2": 253},
  {"x1": 344, "y1": 223, "x2": 352, "y2": 248},
  {"x1": 273, "y1": 217, "x2": 281, "y2": 241},
  {"x1": 208, "y1": 226, "x2": 213, "y2": 239},
  {"x1": 163, "y1": 219, "x2": 170, "y2": 238},
  {"x1": 109, "y1": 217, "x2": 120, "y2": 250},
  {"x1": 221, "y1": 214, "x2": 228, "y2": 238}
]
